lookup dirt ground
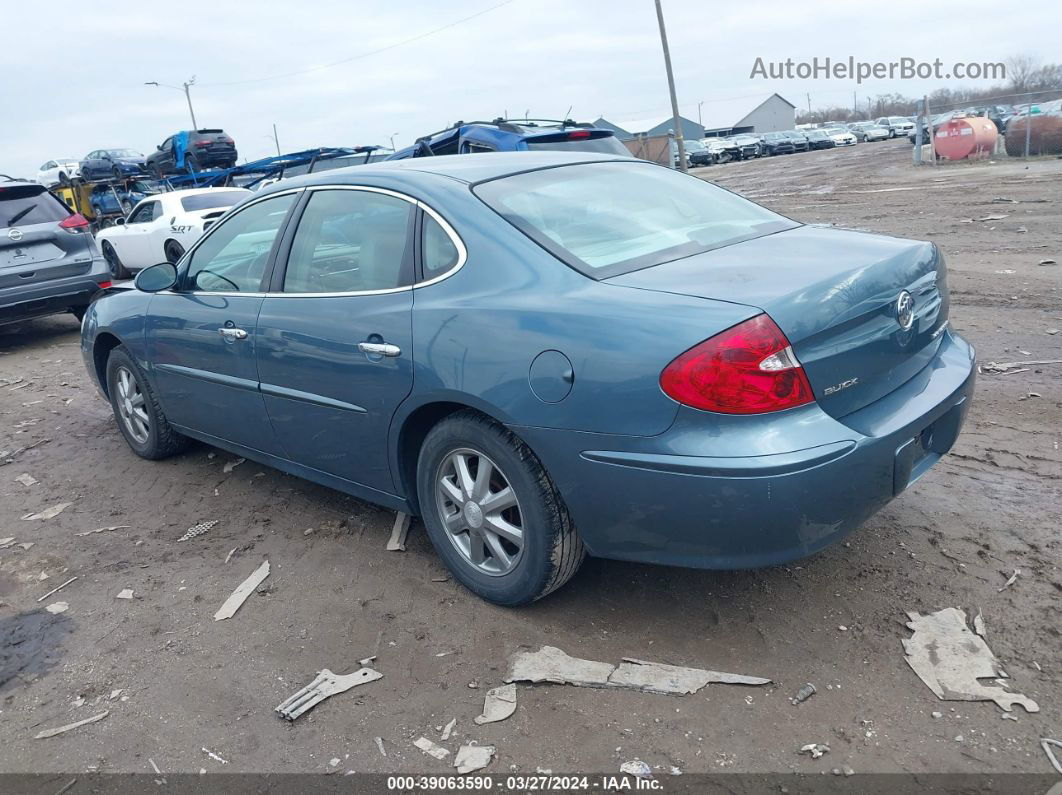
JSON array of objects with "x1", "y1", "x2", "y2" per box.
[{"x1": 0, "y1": 139, "x2": 1059, "y2": 777}]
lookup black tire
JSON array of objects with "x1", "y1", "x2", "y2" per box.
[
  {"x1": 101, "y1": 242, "x2": 131, "y2": 280},
  {"x1": 105, "y1": 346, "x2": 189, "y2": 460},
  {"x1": 112, "y1": 166, "x2": 123, "y2": 180},
  {"x1": 416, "y1": 411, "x2": 585, "y2": 606},
  {"x1": 164, "y1": 240, "x2": 185, "y2": 264},
  {"x1": 58, "y1": 172, "x2": 70, "y2": 186},
  {"x1": 69, "y1": 306, "x2": 86, "y2": 322}
]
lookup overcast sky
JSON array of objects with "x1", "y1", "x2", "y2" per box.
[{"x1": 4, "y1": 0, "x2": 1055, "y2": 176}]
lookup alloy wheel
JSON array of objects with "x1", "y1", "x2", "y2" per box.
[
  {"x1": 115, "y1": 366, "x2": 150, "y2": 444},
  {"x1": 435, "y1": 448, "x2": 524, "y2": 576}
]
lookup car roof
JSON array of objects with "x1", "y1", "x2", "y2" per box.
[
  {"x1": 163, "y1": 186, "x2": 252, "y2": 198},
  {"x1": 266, "y1": 151, "x2": 637, "y2": 189}
]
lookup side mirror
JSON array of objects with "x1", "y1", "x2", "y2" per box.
[
  {"x1": 114, "y1": 218, "x2": 125, "y2": 226},
  {"x1": 134, "y1": 262, "x2": 177, "y2": 293}
]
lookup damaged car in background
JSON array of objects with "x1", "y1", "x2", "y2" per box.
[{"x1": 80, "y1": 152, "x2": 975, "y2": 606}]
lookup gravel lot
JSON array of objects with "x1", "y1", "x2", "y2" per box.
[{"x1": 1, "y1": 139, "x2": 1059, "y2": 777}]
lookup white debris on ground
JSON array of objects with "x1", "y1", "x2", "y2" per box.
[
  {"x1": 619, "y1": 760, "x2": 652, "y2": 778},
  {"x1": 202, "y1": 747, "x2": 229, "y2": 764},
  {"x1": 15, "y1": 473, "x2": 38, "y2": 486},
  {"x1": 116, "y1": 589, "x2": 134, "y2": 600},
  {"x1": 222, "y1": 457, "x2": 245, "y2": 474},
  {"x1": 453, "y1": 743, "x2": 494, "y2": 774},
  {"x1": 36, "y1": 576, "x2": 77, "y2": 602},
  {"x1": 274, "y1": 667, "x2": 383, "y2": 721},
  {"x1": 902, "y1": 608, "x2": 1039, "y2": 712},
  {"x1": 474, "y1": 683, "x2": 517, "y2": 724},
  {"x1": 800, "y1": 743, "x2": 829, "y2": 759},
  {"x1": 441, "y1": 718, "x2": 457, "y2": 740},
  {"x1": 75, "y1": 525, "x2": 129, "y2": 537},
  {"x1": 414, "y1": 737, "x2": 450, "y2": 760},
  {"x1": 386, "y1": 511, "x2": 411, "y2": 551},
  {"x1": 214, "y1": 560, "x2": 270, "y2": 621},
  {"x1": 178, "y1": 520, "x2": 218, "y2": 542},
  {"x1": 45, "y1": 601, "x2": 68, "y2": 614},
  {"x1": 34, "y1": 711, "x2": 109, "y2": 739},
  {"x1": 21, "y1": 502, "x2": 72, "y2": 521},
  {"x1": 504, "y1": 646, "x2": 770, "y2": 695}
]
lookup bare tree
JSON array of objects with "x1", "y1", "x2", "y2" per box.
[{"x1": 1007, "y1": 55, "x2": 1040, "y2": 93}]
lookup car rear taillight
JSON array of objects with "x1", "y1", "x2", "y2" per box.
[
  {"x1": 58, "y1": 213, "x2": 89, "y2": 233},
  {"x1": 660, "y1": 314, "x2": 814, "y2": 414},
  {"x1": 98, "y1": 280, "x2": 113, "y2": 289},
  {"x1": 195, "y1": 140, "x2": 211, "y2": 147},
  {"x1": 567, "y1": 130, "x2": 592, "y2": 140}
]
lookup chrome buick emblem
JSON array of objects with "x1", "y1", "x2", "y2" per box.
[
  {"x1": 895, "y1": 290, "x2": 914, "y2": 331},
  {"x1": 7, "y1": 228, "x2": 23, "y2": 242}
]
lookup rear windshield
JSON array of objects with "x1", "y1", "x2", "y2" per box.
[
  {"x1": 474, "y1": 161, "x2": 797, "y2": 279},
  {"x1": 524, "y1": 135, "x2": 630, "y2": 156},
  {"x1": 181, "y1": 191, "x2": 248, "y2": 211},
  {"x1": 0, "y1": 185, "x2": 69, "y2": 228}
]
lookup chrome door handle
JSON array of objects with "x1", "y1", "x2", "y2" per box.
[
  {"x1": 218, "y1": 327, "x2": 248, "y2": 340},
  {"x1": 358, "y1": 341, "x2": 401, "y2": 357}
]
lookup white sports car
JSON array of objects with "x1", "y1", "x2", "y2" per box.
[{"x1": 94, "y1": 187, "x2": 251, "y2": 279}]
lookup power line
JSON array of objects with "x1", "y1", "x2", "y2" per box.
[{"x1": 200, "y1": 0, "x2": 519, "y2": 88}]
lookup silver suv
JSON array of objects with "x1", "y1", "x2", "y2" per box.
[{"x1": 1, "y1": 177, "x2": 111, "y2": 325}]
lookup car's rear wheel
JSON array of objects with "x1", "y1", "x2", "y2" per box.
[
  {"x1": 112, "y1": 166, "x2": 123, "y2": 180},
  {"x1": 105, "y1": 346, "x2": 189, "y2": 460},
  {"x1": 58, "y1": 172, "x2": 70, "y2": 186},
  {"x1": 165, "y1": 240, "x2": 185, "y2": 264},
  {"x1": 101, "y1": 242, "x2": 130, "y2": 280},
  {"x1": 416, "y1": 411, "x2": 585, "y2": 606}
]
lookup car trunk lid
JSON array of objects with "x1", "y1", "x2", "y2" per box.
[
  {"x1": 606, "y1": 225, "x2": 950, "y2": 419},
  {"x1": 1, "y1": 185, "x2": 95, "y2": 287}
]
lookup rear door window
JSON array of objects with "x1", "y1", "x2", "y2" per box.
[
  {"x1": 0, "y1": 185, "x2": 69, "y2": 228},
  {"x1": 282, "y1": 189, "x2": 412, "y2": 293}
]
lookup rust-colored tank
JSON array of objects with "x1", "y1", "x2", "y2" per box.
[
  {"x1": 933, "y1": 116, "x2": 998, "y2": 160},
  {"x1": 1005, "y1": 114, "x2": 1062, "y2": 157}
]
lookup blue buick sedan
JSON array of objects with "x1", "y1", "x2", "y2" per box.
[{"x1": 81, "y1": 152, "x2": 975, "y2": 605}]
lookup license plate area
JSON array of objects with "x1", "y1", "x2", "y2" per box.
[{"x1": 892, "y1": 396, "x2": 968, "y2": 495}]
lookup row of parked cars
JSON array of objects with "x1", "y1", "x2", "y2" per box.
[
  {"x1": 34, "y1": 130, "x2": 239, "y2": 188},
  {"x1": 679, "y1": 117, "x2": 914, "y2": 167}
]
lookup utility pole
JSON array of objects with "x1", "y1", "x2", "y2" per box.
[
  {"x1": 145, "y1": 77, "x2": 198, "y2": 129},
  {"x1": 697, "y1": 100, "x2": 705, "y2": 130},
  {"x1": 272, "y1": 124, "x2": 281, "y2": 156},
  {"x1": 806, "y1": 93, "x2": 812, "y2": 114},
  {"x1": 654, "y1": 0, "x2": 687, "y2": 172}
]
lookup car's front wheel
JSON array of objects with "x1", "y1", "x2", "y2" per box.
[
  {"x1": 416, "y1": 411, "x2": 585, "y2": 605},
  {"x1": 165, "y1": 240, "x2": 185, "y2": 264},
  {"x1": 106, "y1": 346, "x2": 189, "y2": 460}
]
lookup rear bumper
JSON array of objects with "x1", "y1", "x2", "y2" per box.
[
  {"x1": 0, "y1": 260, "x2": 110, "y2": 325},
  {"x1": 514, "y1": 331, "x2": 975, "y2": 569}
]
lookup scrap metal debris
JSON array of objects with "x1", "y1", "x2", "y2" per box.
[
  {"x1": 275, "y1": 667, "x2": 383, "y2": 721},
  {"x1": 414, "y1": 737, "x2": 450, "y2": 760},
  {"x1": 386, "y1": 512, "x2": 411, "y2": 551},
  {"x1": 178, "y1": 520, "x2": 219, "y2": 542},
  {"x1": 441, "y1": 718, "x2": 457, "y2": 740},
  {"x1": 800, "y1": 743, "x2": 829, "y2": 759},
  {"x1": 222, "y1": 457, "x2": 245, "y2": 474},
  {"x1": 21, "y1": 502, "x2": 72, "y2": 521},
  {"x1": 116, "y1": 589, "x2": 134, "y2": 600},
  {"x1": 982, "y1": 358, "x2": 1062, "y2": 374},
  {"x1": 620, "y1": 760, "x2": 653, "y2": 778},
  {"x1": 75, "y1": 525, "x2": 129, "y2": 537},
  {"x1": 474, "y1": 683, "x2": 517, "y2": 725},
  {"x1": 454, "y1": 743, "x2": 494, "y2": 774},
  {"x1": 791, "y1": 683, "x2": 817, "y2": 705},
  {"x1": 974, "y1": 611, "x2": 987, "y2": 637},
  {"x1": 504, "y1": 646, "x2": 770, "y2": 695},
  {"x1": 15, "y1": 473, "x2": 37, "y2": 486},
  {"x1": 1042, "y1": 739, "x2": 1062, "y2": 775},
  {"x1": 34, "y1": 711, "x2": 109, "y2": 739},
  {"x1": 202, "y1": 748, "x2": 229, "y2": 764},
  {"x1": 37, "y1": 576, "x2": 77, "y2": 602},
  {"x1": 214, "y1": 561, "x2": 270, "y2": 621},
  {"x1": 374, "y1": 737, "x2": 387, "y2": 757},
  {"x1": 998, "y1": 569, "x2": 1020, "y2": 592},
  {"x1": 902, "y1": 608, "x2": 1039, "y2": 713},
  {"x1": 45, "y1": 602, "x2": 69, "y2": 615}
]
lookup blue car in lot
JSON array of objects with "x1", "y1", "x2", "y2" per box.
[
  {"x1": 80, "y1": 149, "x2": 148, "y2": 181},
  {"x1": 90, "y1": 180, "x2": 161, "y2": 217},
  {"x1": 387, "y1": 118, "x2": 630, "y2": 159},
  {"x1": 80, "y1": 152, "x2": 975, "y2": 605}
]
